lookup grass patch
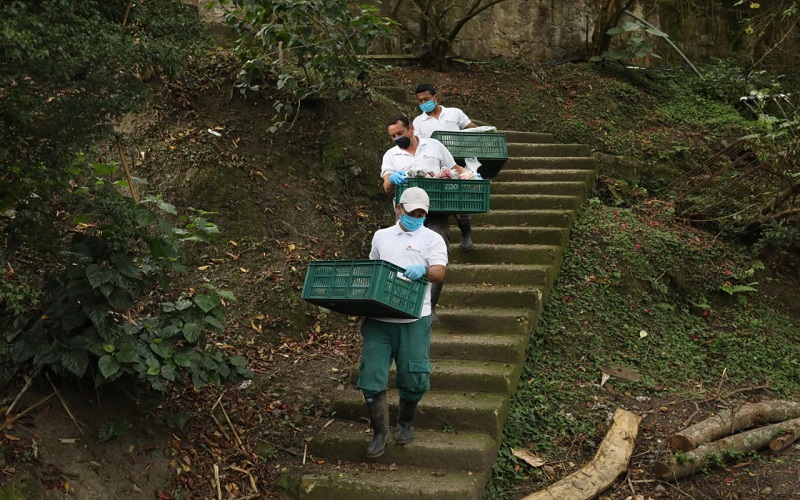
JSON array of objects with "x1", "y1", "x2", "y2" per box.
[{"x1": 487, "y1": 200, "x2": 800, "y2": 498}]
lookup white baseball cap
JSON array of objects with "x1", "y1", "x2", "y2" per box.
[{"x1": 399, "y1": 187, "x2": 430, "y2": 214}]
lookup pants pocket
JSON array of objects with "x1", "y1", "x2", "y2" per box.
[{"x1": 403, "y1": 360, "x2": 431, "y2": 393}]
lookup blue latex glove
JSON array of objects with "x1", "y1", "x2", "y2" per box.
[
  {"x1": 475, "y1": 172, "x2": 482, "y2": 180},
  {"x1": 403, "y1": 264, "x2": 426, "y2": 280},
  {"x1": 389, "y1": 171, "x2": 407, "y2": 185}
]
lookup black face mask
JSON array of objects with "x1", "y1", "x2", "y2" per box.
[{"x1": 394, "y1": 136, "x2": 411, "y2": 149}]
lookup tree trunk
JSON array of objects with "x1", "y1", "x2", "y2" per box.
[
  {"x1": 524, "y1": 408, "x2": 641, "y2": 500},
  {"x1": 654, "y1": 417, "x2": 800, "y2": 480},
  {"x1": 589, "y1": 0, "x2": 636, "y2": 56},
  {"x1": 668, "y1": 400, "x2": 800, "y2": 451}
]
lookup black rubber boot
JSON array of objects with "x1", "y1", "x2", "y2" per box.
[
  {"x1": 457, "y1": 216, "x2": 473, "y2": 252},
  {"x1": 364, "y1": 391, "x2": 389, "y2": 458},
  {"x1": 395, "y1": 399, "x2": 418, "y2": 445},
  {"x1": 430, "y1": 283, "x2": 442, "y2": 324}
]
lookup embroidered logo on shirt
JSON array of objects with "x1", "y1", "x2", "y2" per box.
[{"x1": 405, "y1": 245, "x2": 422, "y2": 254}]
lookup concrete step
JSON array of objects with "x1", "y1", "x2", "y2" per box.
[
  {"x1": 281, "y1": 467, "x2": 490, "y2": 500},
  {"x1": 434, "y1": 306, "x2": 536, "y2": 335},
  {"x1": 310, "y1": 427, "x2": 498, "y2": 471},
  {"x1": 450, "y1": 226, "x2": 570, "y2": 246},
  {"x1": 499, "y1": 168, "x2": 596, "y2": 183},
  {"x1": 507, "y1": 143, "x2": 591, "y2": 157},
  {"x1": 430, "y1": 332, "x2": 528, "y2": 364},
  {"x1": 472, "y1": 209, "x2": 576, "y2": 228},
  {"x1": 356, "y1": 359, "x2": 520, "y2": 394},
  {"x1": 490, "y1": 194, "x2": 583, "y2": 210},
  {"x1": 427, "y1": 359, "x2": 519, "y2": 394},
  {"x1": 450, "y1": 244, "x2": 563, "y2": 265},
  {"x1": 504, "y1": 156, "x2": 597, "y2": 170},
  {"x1": 491, "y1": 181, "x2": 588, "y2": 197},
  {"x1": 439, "y1": 283, "x2": 543, "y2": 309},
  {"x1": 499, "y1": 130, "x2": 555, "y2": 143},
  {"x1": 446, "y1": 263, "x2": 555, "y2": 287},
  {"x1": 332, "y1": 390, "x2": 510, "y2": 437}
]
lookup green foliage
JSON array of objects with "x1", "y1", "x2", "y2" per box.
[
  {"x1": 0, "y1": 271, "x2": 41, "y2": 317},
  {"x1": 214, "y1": 0, "x2": 392, "y2": 131},
  {"x1": 590, "y1": 19, "x2": 668, "y2": 64},
  {"x1": 1, "y1": 165, "x2": 251, "y2": 390},
  {"x1": 675, "y1": 451, "x2": 696, "y2": 465},
  {"x1": 98, "y1": 420, "x2": 132, "y2": 442},
  {"x1": 487, "y1": 201, "x2": 800, "y2": 497},
  {"x1": 0, "y1": 0, "x2": 207, "y2": 213}
]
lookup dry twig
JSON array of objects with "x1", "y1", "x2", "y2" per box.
[{"x1": 47, "y1": 374, "x2": 85, "y2": 434}]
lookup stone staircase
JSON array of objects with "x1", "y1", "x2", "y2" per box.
[{"x1": 279, "y1": 131, "x2": 597, "y2": 499}]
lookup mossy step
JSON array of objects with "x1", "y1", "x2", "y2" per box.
[
  {"x1": 310, "y1": 427, "x2": 498, "y2": 470},
  {"x1": 507, "y1": 143, "x2": 591, "y2": 157},
  {"x1": 473, "y1": 209, "x2": 576, "y2": 228},
  {"x1": 449, "y1": 226, "x2": 570, "y2": 246},
  {"x1": 353, "y1": 359, "x2": 520, "y2": 394},
  {"x1": 499, "y1": 130, "x2": 555, "y2": 143},
  {"x1": 430, "y1": 332, "x2": 528, "y2": 364},
  {"x1": 504, "y1": 156, "x2": 597, "y2": 170},
  {"x1": 490, "y1": 194, "x2": 583, "y2": 210},
  {"x1": 428, "y1": 359, "x2": 519, "y2": 394},
  {"x1": 332, "y1": 390, "x2": 509, "y2": 437},
  {"x1": 446, "y1": 263, "x2": 555, "y2": 287},
  {"x1": 499, "y1": 168, "x2": 596, "y2": 182},
  {"x1": 279, "y1": 466, "x2": 490, "y2": 500},
  {"x1": 434, "y1": 306, "x2": 537, "y2": 335},
  {"x1": 450, "y1": 244, "x2": 562, "y2": 265},
  {"x1": 491, "y1": 181, "x2": 588, "y2": 197},
  {"x1": 440, "y1": 283, "x2": 543, "y2": 309}
]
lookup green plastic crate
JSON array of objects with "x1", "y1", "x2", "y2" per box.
[
  {"x1": 301, "y1": 259, "x2": 428, "y2": 319},
  {"x1": 395, "y1": 178, "x2": 490, "y2": 214},
  {"x1": 431, "y1": 130, "x2": 508, "y2": 179}
]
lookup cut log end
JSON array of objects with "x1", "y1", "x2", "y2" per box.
[
  {"x1": 667, "y1": 435, "x2": 696, "y2": 452},
  {"x1": 652, "y1": 462, "x2": 673, "y2": 479}
]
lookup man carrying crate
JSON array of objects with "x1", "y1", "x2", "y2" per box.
[
  {"x1": 358, "y1": 187, "x2": 447, "y2": 458},
  {"x1": 413, "y1": 83, "x2": 478, "y2": 253},
  {"x1": 381, "y1": 114, "x2": 471, "y2": 323}
]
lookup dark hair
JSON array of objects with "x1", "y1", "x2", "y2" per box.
[
  {"x1": 414, "y1": 83, "x2": 437, "y2": 95},
  {"x1": 386, "y1": 114, "x2": 410, "y2": 128}
]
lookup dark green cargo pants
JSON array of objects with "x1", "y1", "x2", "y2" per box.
[{"x1": 357, "y1": 316, "x2": 432, "y2": 403}]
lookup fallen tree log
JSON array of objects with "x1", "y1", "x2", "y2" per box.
[
  {"x1": 655, "y1": 416, "x2": 800, "y2": 480},
  {"x1": 524, "y1": 408, "x2": 641, "y2": 500},
  {"x1": 668, "y1": 400, "x2": 800, "y2": 451},
  {"x1": 769, "y1": 420, "x2": 800, "y2": 451}
]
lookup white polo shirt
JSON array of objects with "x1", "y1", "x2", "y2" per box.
[
  {"x1": 413, "y1": 106, "x2": 472, "y2": 139},
  {"x1": 380, "y1": 138, "x2": 457, "y2": 179},
  {"x1": 368, "y1": 222, "x2": 448, "y2": 323}
]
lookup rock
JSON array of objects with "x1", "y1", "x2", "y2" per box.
[
  {"x1": 654, "y1": 484, "x2": 666, "y2": 493},
  {"x1": 760, "y1": 486, "x2": 773, "y2": 496}
]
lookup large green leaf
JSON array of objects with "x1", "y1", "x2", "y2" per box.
[
  {"x1": 85, "y1": 264, "x2": 114, "y2": 289},
  {"x1": 61, "y1": 350, "x2": 89, "y2": 377},
  {"x1": 194, "y1": 294, "x2": 221, "y2": 313},
  {"x1": 110, "y1": 254, "x2": 140, "y2": 278},
  {"x1": 108, "y1": 288, "x2": 134, "y2": 311},
  {"x1": 98, "y1": 355, "x2": 120, "y2": 378},
  {"x1": 182, "y1": 322, "x2": 202, "y2": 343},
  {"x1": 204, "y1": 316, "x2": 225, "y2": 333}
]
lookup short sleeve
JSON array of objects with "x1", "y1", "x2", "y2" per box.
[
  {"x1": 380, "y1": 148, "x2": 396, "y2": 179},
  {"x1": 456, "y1": 109, "x2": 472, "y2": 129},
  {"x1": 432, "y1": 139, "x2": 456, "y2": 169},
  {"x1": 426, "y1": 231, "x2": 448, "y2": 267}
]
